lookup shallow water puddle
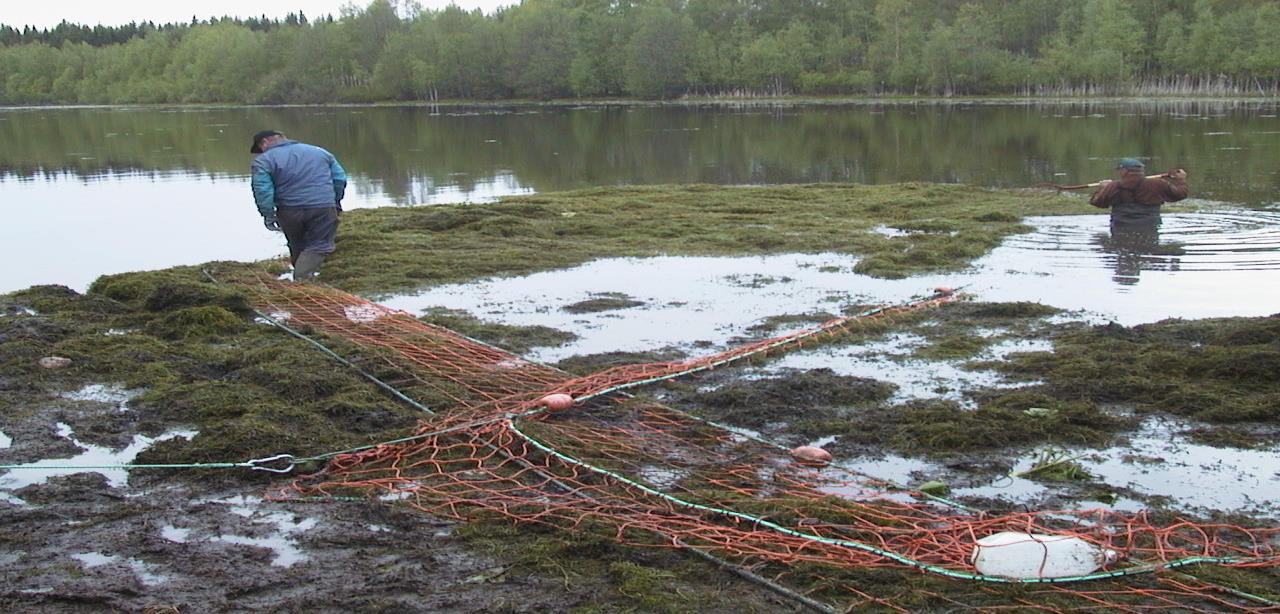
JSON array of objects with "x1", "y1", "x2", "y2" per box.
[
  {"x1": 759, "y1": 335, "x2": 1051, "y2": 406},
  {"x1": 71, "y1": 552, "x2": 170, "y2": 586},
  {"x1": 197, "y1": 495, "x2": 318, "y2": 567},
  {"x1": 160, "y1": 525, "x2": 191, "y2": 543},
  {"x1": 1062, "y1": 416, "x2": 1280, "y2": 517},
  {"x1": 0, "y1": 423, "x2": 196, "y2": 492},
  {"x1": 382, "y1": 211, "x2": 1280, "y2": 362},
  {"x1": 827, "y1": 417, "x2": 1280, "y2": 520},
  {"x1": 384, "y1": 253, "x2": 864, "y2": 362},
  {"x1": 0, "y1": 307, "x2": 38, "y2": 317},
  {"x1": 60, "y1": 383, "x2": 141, "y2": 412}
]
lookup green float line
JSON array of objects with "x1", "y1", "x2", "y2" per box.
[
  {"x1": 507, "y1": 420, "x2": 1269, "y2": 585},
  {"x1": 1, "y1": 462, "x2": 243, "y2": 470},
  {"x1": 0, "y1": 413, "x2": 548, "y2": 475}
]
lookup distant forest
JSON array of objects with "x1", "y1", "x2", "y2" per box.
[{"x1": 2, "y1": 0, "x2": 1278, "y2": 104}]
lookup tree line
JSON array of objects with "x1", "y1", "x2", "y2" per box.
[{"x1": 2, "y1": 0, "x2": 1278, "y2": 105}]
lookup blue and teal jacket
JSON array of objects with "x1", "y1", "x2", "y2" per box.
[{"x1": 251, "y1": 140, "x2": 348, "y2": 216}]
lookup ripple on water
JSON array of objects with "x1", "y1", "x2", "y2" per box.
[{"x1": 1006, "y1": 210, "x2": 1280, "y2": 273}]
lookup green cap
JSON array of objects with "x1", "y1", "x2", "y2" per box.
[{"x1": 1116, "y1": 158, "x2": 1145, "y2": 170}]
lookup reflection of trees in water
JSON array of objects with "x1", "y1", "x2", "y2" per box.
[
  {"x1": 0, "y1": 103, "x2": 1275, "y2": 205},
  {"x1": 1093, "y1": 218, "x2": 1185, "y2": 286}
]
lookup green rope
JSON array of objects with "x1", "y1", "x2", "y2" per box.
[
  {"x1": 507, "y1": 420, "x2": 1269, "y2": 585},
  {"x1": 1, "y1": 462, "x2": 242, "y2": 470}
]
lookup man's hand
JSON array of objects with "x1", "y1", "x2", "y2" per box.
[
  {"x1": 1168, "y1": 169, "x2": 1187, "y2": 180},
  {"x1": 264, "y1": 215, "x2": 282, "y2": 232},
  {"x1": 1098, "y1": 179, "x2": 1113, "y2": 186}
]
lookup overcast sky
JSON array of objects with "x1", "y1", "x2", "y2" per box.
[{"x1": 3, "y1": 1, "x2": 515, "y2": 29}]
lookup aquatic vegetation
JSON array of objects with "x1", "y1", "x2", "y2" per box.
[
  {"x1": 995, "y1": 316, "x2": 1280, "y2": 426},
  {"x1": 456, "y1": 522, "x2": 778, "y2": 614},
  {"x1": 417, "y1": 307, "x2": 578, "y2": 355},
  {"x1": 0, "y1": 268, "x2": 426, "y2": 477},
  {"x1": 1011, "y1": 448, "x2": 1094, "y2": 482},
  {"x1": 554, "y1": 349, "x2": 690, "y2": 375},
  {"x1": 689, "y1": 369, "x2": 896, "y2": 432},
  {"x1": 325, "y1": 184, "x2": 1082, "y2": 296},
  {"x1": 561, "y1": 293, "x2": 644, "y2": 314}
]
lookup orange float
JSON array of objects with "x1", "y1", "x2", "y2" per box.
[
  {"x1": 790, "y1": 446, "x2": 832, "y2": 464},
  {"x1": 540, "y1": 393, "x2": 575, "y2": 412}
]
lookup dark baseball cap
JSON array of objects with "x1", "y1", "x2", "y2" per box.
[
  {"x1": 1116, "y1": 158, "x2": 1145, "y2": 170},
  {"x1": 250, "y1": 130, "x2": 283, "y2": 153}
]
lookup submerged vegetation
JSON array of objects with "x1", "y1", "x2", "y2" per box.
[{"x1": 329, "y1": 183, "x2": 1082, "y2": 295}]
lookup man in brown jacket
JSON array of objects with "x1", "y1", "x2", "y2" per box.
[
  {"x1": 1090, "y1": 158, "x2": 1189, "y2": 284},
  {"x1": 1089, "y1": 158, "x2": 1189, "y2": 224}
]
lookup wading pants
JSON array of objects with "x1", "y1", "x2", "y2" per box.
[{"x1": 276, "y1": 206, "x2": 340, "y2": 282}]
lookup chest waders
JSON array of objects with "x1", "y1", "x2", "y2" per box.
[{"x1": 1110, "y1": 178, "x2": 1161, "y2": 226}]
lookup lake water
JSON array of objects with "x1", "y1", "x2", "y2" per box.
[{"x1": 2, "y1": 101, "x2": 1279, "y2": 294}]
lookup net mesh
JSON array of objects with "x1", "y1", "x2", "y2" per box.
[{"x1": 238, "y1": 275, "x2": 1278, "y2": 611}]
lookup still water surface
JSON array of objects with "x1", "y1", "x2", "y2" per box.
[{"x1": 2, "y1": 101, "x2": 1279, "y2": 294}]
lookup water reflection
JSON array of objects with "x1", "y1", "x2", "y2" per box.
[
  {"x1": 1093, "y1": 216, "x2": 1185, "y2": 285},
  {"x1": 2, "y1": 102, "x2": 1279, "y2": 292}
]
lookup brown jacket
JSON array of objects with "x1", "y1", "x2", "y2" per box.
[{"x1": 1090, "y1": 176, "x2": 1189, "y2": 209}]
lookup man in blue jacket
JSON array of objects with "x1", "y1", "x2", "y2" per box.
[{"x1": 250, "y1": 130, "x2": 348, "y2": 281}]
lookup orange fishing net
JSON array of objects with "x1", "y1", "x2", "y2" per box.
[{"x1": 241, "y1": 275, "x2": 1278, "y2": 611}]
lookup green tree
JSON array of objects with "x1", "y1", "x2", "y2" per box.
[
  {"x1": 1154, "y1": 11, "x2": 1189, "y2": 76},
  {"x1": 503, "y1": 1, "x2": 575, "y2": 99},
  {"x1": 165, "y1": 23, "x2": 266, "y2": 102},
  {"x1": 568, "y1": 1, "x2": 631, "y2": 97},
  {"x1": 623, "y1": 7, "x2": 695, "y2": 98},
  {"x1": 868, "y1": 0, "x2": 928, "y2": 92},
  {"x1": 1246, "y1": 4, "x2": 1280, "y2": 83}
]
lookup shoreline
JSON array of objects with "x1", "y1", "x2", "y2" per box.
[{"x1": 3, "y1": 95, "x2": 1279, "y2": 112}]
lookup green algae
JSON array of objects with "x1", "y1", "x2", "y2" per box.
[
  {"x1": 914, "y1": 333, "x2": 990, "y2": 360},
  {"x1": 0, "y1": 268, "x2": 427, "y2": 481},
  {"x1": 90, "y1": 266, "x2": 253, "y2": 314},
  {"x1": 456, "y1": 522, "x2": 790, "y2": 614},
  {"x1": 323, "y1": 183, "x2": 1082, "y2": 296},
  {"x1": 562, "y1": 293, "x2": 645, "y2": 314},
  {"x1": 143, "y1": 305, "x2": 245, "y2": 340},
  {"x1": 555, "y1": 349, "x2": 689, "y2": 375},
  {"x1": 994, "y1": 316, "x2": 1280, "y2": 424},
  {"x1": 689, "y1": 369, "x2": 895, "y2": 433},
  {"x1": 827, "y1": 397, "x2": 1122, "y2": 455},
  {"x1": 417, "y1": 307, "x2": 577, "y2": 355}
]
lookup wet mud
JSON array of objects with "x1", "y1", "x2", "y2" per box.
[{"x1": 0, "y1": 274, "x2": 804, "y2": 613}]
